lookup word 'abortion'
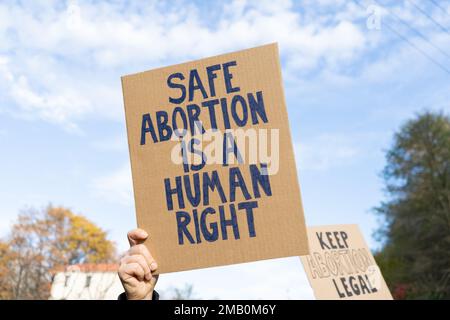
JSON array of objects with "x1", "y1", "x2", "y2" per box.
[{"x1": 306, "y1": 231, "x2": 380, "y2": 298}]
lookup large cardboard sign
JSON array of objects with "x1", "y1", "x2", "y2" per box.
[
  {"x1": 300, "y1": 225, "x2": 393, "y2": 300},
  {"x1": 121, "y1": 43, "x2": 308, "y2": 273}
]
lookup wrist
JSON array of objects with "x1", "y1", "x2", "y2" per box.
[
  {"x1": 125, "y1": 289, "x2": 154, "y2": 300},
  {"x1": 143, "y1": 290, "x2": 154, "y2": 300}
]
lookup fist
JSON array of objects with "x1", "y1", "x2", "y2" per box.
[{"x1": 118, "y1": 229, "x2": 159, "y2": 300}]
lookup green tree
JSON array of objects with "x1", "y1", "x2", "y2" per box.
[
  {"x1": 0, "y1": 205, "x2": 117, "y2": 299},
  {"x1": 374, "y1": 111, "x2": 450, "y2": 299}
]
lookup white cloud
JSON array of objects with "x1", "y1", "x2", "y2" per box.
[
  {"x1": 90, "y1": 135, "x2": 128, "y2": 152},
  {"x1": 1, "y1": 0, "x2": 448, "y2": 131},
  {"x1": 0, "y1": 55, "x2": 91, "y2": 132},
  {"x1": 92, "y1": 165, "x2": 133, "y2": 206},
  {"x1": 295, "y1": 134, "x2": 360, "y2": 171},
  {"x1": 0, "y1": 0, "x2": 369, "y2": 129}
]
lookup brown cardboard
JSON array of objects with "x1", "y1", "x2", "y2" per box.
[
  {"x1": 121, "y1": 43, "x2": 309, "y2": 273},
  {"x1": 300, "y1": 224, "x2": 393, "y2": 300}
]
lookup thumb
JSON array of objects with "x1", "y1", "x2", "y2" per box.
[{"x1": 127, "y1": 228, "x2": 148, "y2": 247}]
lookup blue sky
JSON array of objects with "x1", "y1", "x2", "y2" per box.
[{"x1": 0, "y1": 0, "x2": 449, "y2": 299}]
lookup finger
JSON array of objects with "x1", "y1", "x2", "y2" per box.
[
  {"x1": 127, "y1": 228, "x2": 148, "y2": 247},
  {"x1": 129, "y1": 244, "x2": 158, "y2": 272},
  {"x1": 150, "y1": 274, "x2": 159, "y2": 287},
  {"x1": 121, "y1": 254, "x2": 152, "y2": 281},
  {"x1": 119, "y1": 262, "x2": 146, "y2": 281}
]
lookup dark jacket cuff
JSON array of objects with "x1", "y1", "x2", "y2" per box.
[{"x1": 118, "y1": 290, "x2": 159, "y2": 300}]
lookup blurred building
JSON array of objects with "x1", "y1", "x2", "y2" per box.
[{"x1": 50, "y1": 264, "x2": 123, "y2": 300}]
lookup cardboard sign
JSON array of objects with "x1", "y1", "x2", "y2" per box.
[
  {"x1": 300, "y1": 225, "x2": 392, "y2": 300},
  {"x1": 121, "y1": 43, "x2": 308, "y2": 273}
]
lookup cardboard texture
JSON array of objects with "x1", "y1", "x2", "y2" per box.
[
  {"x1": 300, "y1": 224, "x2": 393, "y2": 300},
  {"x1": 121, "y1": 43, "x2": 308, "y2": 273}
]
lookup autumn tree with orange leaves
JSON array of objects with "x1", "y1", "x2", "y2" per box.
[{"x1": 0, "y1": 206, "x2": 117, "y2": 299}]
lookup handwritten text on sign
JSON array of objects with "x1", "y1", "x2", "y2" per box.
[
  {"x1": 140, "y1": 61, "x2": 273, "y2": 245},
  {"x1": 122, "y1": 43, "x2": 308, "y2": 273},
  {"x1": 300, "y1": 225, "x2": 393, "y2": 300}
]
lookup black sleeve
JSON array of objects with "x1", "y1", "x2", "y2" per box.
[{"x1": 118, "y1": 290, "x2": 159, "y2": 300}]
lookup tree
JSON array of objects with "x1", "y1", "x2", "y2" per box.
[
  {"x1": 374, "y1": 111, "x2": 450, "y2": 299},
  {"x1": 0, "y1": 205, "x2": 117, "y2": 299},
  {"x1": 0, "y1": 241, "x2": 14, "y2": 299},
  {"x1": 163, "y1": 284, "x2": 197, "y2": 300}
]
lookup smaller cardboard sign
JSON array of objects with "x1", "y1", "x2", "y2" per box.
[{"x1": 300, "y1": 225, "x2": 392, "y2": 300}]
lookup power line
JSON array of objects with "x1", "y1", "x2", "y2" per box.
[
  {"x1": 373, "y1": 0, "x2": 450, "y2": 60},
  {"x1": 429, "y1": 0, "x2": 449, "y2": 16},
  {"x1": 406, "y1": 0, "x2": 449, "y2": 34},
  {"x1": 352, "y1": 0, "x2": 450, "y2": 75},
  {"x1": 381, "y1": 19, "x2": 450, "y2": 74}
]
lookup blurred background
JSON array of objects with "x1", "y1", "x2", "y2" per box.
[{"x1": 0, "y1": 0, "x2": 449, "y2": 300}]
